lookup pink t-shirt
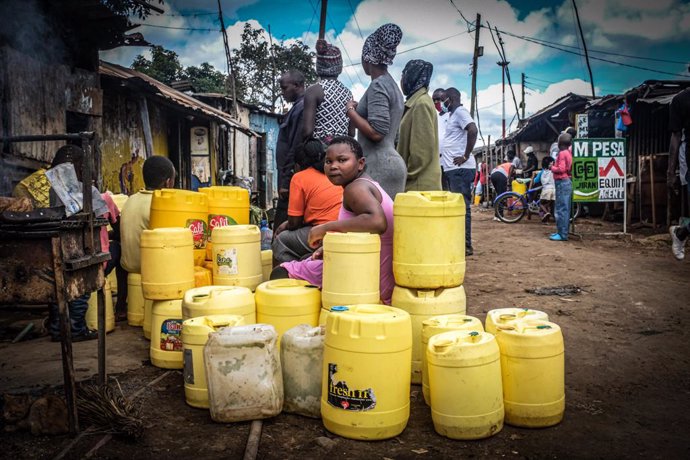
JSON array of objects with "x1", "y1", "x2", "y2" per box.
[
  {"x1": 281, "y1": 177, "x2": 395, "y2": 304},
  {"x1": 100, "y1": 193, "x2": 120, "y2": 256},
  {"x1": 552, "y1": 148, "x2": 573, "y2": 180}
]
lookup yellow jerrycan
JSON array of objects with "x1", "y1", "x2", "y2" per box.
[
  {"x1": 393, "y1": 191, "x2": 466, "y2": 288},
  {"x1": 199, "y1": 186, "x2": 250, "y2": 260},
  {"x1": 427, "y1": 330, "x2": 504, "y2": 440},
  {"x1": 212, "y1": 225, "x2": 263, "y2": 291},
  {"x1": 321, "y1": 304, "x2": 412, "y2": 440},
  {"x1": 150, "y1": 299, "x2": 184, "y2": 369},
  {"x1": 261, "y1": 249, "x2": 273, "y2": 282},
  {"x1": 86, "y1": 279, "x2": 115, "y2": 333},
  {"x1": 255, "y1": 279, "x2": 321, "y2": 345},
  {"x1": 194, "y1": 265, "x2": 213, "y2": 287},
  {"x1": 391, "y1": 285, "x2": 467, "y2": 384},
  {"x1": 142, "y1": 299, "x2": 153, "y2": 340},
  {"x1": 512, "y1": 179, "x2": 527, "y2": 196},
  {"x1": 126, "y1": 273, "x2": 145, "y2": 326},
  {"x1": 421, "y1": 314, "x2": 484, "y2": 405},
  {"x1": 320, "y1": 232, "x2": 381, "y2": 323},
  {"x1": 281, "y1": 324, "x2": 325, "y2": 418},
  {"x1": 485, "y1": 307, "x2": 549, "y2": 335},
  {"x1": 181, "y1": 314, "x2": 245, "y2": 409},
  {"x1": 140, "y1": 228, "x2": 195, "y2": 300},
  {"x1": 205, "y1": 324, "x2": 283, "y2": 422},
  {"x1": 182, "y1": 286, "x2": 255, "y2": 323},
  {"x1": 149, "y1": 188, "x2": 209, "y2": 266},
  {"x1": 495, "y1": 320, "x2": 565, "y2": 428}
]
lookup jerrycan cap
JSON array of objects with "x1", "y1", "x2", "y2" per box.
[
  {"x1": 331, "y1": 306, "x2": 349, "y2": 312},
  {"x1": 536, "y1": 325, "x2": 552, "y2": 329}
]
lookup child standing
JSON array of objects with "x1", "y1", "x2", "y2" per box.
[
  {"x1": 273, "y1": 136, "x2": 395, "y2": 304},
  {"x1": 539, "y1": 156, "x2": 555, "y2": 223},
  {"x1": 550, "y1": 133, "x2": 573, "y2": 241}
]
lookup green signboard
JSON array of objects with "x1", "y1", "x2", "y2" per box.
[{"x1": 572, "y1": 138, "x2": 626, "y2": 202}]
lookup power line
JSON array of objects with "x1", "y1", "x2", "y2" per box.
[
  {"x1": 136, "y1": 24, "x2": 217, "y2": 31},
  {"x1": 157, "y1": 11, "x2": 217, "y2": 17},
  {"x1": 526, "y1": 75, "x2": 557, "y2": 85},
  {"x1": 346, "y1": 0, "x2": 365, "y2": 39},
  {"x1": 447, "y1": 0, "x2": 474, "y2": 31}
]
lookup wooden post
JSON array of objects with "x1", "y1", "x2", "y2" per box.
[
  {"x1": 319, "y1": 0, "x2": 328, "y2": 40},
  {"x1": 649, "y1": 155, "x2": 657, "y2": 228},
  {"x1": 97, "y1": 287, "x2": 106, "y2": 385},
  {"x1": 139, "y1": 97, "x2": 154, "y2": 159},
  {"x1": 52, "y1": 236, "x2": 79, "y2": 435},
  {"x1": 470, "y1": 13, "x2": 481, "y2": 119}
]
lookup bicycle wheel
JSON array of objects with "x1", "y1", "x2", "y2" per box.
[{"x1": 494, "y1": 192, "x2": 527, "y2": 223}]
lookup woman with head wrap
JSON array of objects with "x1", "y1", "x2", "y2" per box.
[
  {"x1": 397, "y1": 59, "x2": 442, "y2": 191},
  {"x1": 303, "y1": 39, "x2": 354, "y2": 143},
  {"x1": 345, "y1": 23, "x2": 406, "y2": 198}
]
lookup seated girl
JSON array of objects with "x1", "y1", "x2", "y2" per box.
[
  {"x1": 272, "y1": 139, "x2": 343, "y2": 264},
  {"x1": 271, "y1": 135, "x2": 395, "y2": 304}
]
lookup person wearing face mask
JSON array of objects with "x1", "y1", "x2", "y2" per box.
[
  {"x1": 397, "y1": 59, "x2": 441, "y2": 191},
  {"x1": 433, "y1": 88, "x2": 451, "y2": 190}
]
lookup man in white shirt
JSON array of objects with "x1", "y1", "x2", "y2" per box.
[
  {"x1": 440, "y1": 87, "x2": 479, "y2": 256},
  {"x1": 433, "y1": 88, "x2": 450, "y2": 190}
]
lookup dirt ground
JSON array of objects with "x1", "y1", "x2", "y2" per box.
[{"x1": 2, "y1": 208, "x2": 690, "y2": 459}]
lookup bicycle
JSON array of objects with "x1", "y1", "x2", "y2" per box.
[{"x1": 493, "y1": 185, "x2": 582, "y2": 224}]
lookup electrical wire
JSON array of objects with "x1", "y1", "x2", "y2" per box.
[
  {"x1": 156, "y1": 11, "x2": 217, "y2": 17},
  {"x1": 447, "y1": 0, "x2": 475, "y2": 31},
  {"x1": 346, "y1": 0, "x2": 365, "y2": 39},
  {"x1": 526, "y1": 75, "x2": 558, "y2": 85},
  {"x1": 136, "y1": 24, "x2": 217, "y2": 31}
]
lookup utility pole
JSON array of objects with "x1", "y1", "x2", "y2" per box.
[
  {"x1": 319, "y1": 0, "x2": 328, "y2": 39},
  {"x1": 521, "y1": 72, "x2": 526, "y2": 120},
  {"x1": 572, "y1": 0, "x2": 595, "y2": 98},
  {"x1": 498, "y1": 59, "x2": 508, "y2": 155},
  {"x1": 470, "y1": 13, "x2": 481, "y2": 119},
  {"x1": 217, "y1": 0, "x2": 238, "y2": 118}
]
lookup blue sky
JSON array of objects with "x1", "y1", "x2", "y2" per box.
[{"x1": 101, "y1": 0, "x2": 690, "y2": 145}]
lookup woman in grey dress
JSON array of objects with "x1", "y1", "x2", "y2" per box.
[{"x1": 345, "y1": 23, "x2": 406, "y2": 199}]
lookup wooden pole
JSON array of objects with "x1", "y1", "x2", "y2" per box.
[
  {"x1": 244, "y1": 420, "x2": 263, "y2": 460},
  {"x1": 97, "y1": 287, "x2": 106, "y2": 385},
  {"x1": 649, "y1": 155, "x2": 657, "y2": 228},
  {"x1": 521, "y1": 72, "x2": 526, "y2": 120},
  {"x1": 470, "y1": 13, "x2": 481, "y2": 119},
  {"x1": 319, "y1": 0, "x2": 328, "y2": 40}
]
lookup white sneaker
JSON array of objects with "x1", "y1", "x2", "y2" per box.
[{"x1": 669, "y1": 225, "x2": 686, "y2": 260}]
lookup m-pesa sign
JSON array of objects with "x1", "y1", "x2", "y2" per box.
[{"x1": 572, "y1": 138, "x2": 626, "y2": 202}]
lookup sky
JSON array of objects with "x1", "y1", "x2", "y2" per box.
[{"x1": 101, "y1": 0, "x2": 690, "y2": 146}]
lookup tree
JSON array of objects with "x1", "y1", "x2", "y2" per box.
[
  {"x1": 230, "y1": 23, "x2": 317, "y2": 111},
  {"x1": 132, "y1": 45, "x2": 183, "y2": 85},
  {"x1": 185, "y1": 63, "x2": 227, "y2": 93},
  {"x1": 102, "y1": 0, "x2": 164, "y2": 19}
]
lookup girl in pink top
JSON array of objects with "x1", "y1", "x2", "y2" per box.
[
  {"x1": 277, "y1": 135, "x2": 395, "y2": 304},
  {"x1": 549, "y1": 133, "x2": 573, "y2": 241}
]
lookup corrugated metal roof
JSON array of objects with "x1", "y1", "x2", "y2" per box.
[{"x1": 99, "y1": 61, "x2": 256, "y2": 135}]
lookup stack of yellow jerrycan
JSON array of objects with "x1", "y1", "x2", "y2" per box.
[
  {"x1": 181, "y1": 314, "x2": 245, "y2": 408},
  {"x1": 392, "y1": 286, "x2": 467, "y2": 385},
  {"x1": 140, "y1": 227, "x2": 195, "y2": 369},
  {"x1": 199, "y1": 186, "x2": 250, "y2": 261},
  {"x1": 420, "y1": 314, "x2": 484, "y2": 406},
  {"x1": 392, "y1": 191, "x2": 467, "y2": 383},
  {"x1": 86, "y1": 279, "x2": 115, "y2": 333},
  {"x1": 485, "y1": 307, "x2": 549, "y2": 335},
  {"x1": 427, "y1": 330, "x2": 504, "y2": 440},
  {"x1": 261, "y1": 249, "x2": 273, "y2": 282},
  {"x1": 494, "y1": 320, "x2": 565, "y2": 428},
  {"x1": 149, "y1": 188, "x2": 209, "y2": 266},
  {"x1": 281, "y1": 324, "x2": 325, "y2": 418},
  {"x1": 204, "y1": 324, "x2": 283, "y2": 422},
  {"x1": 320, "y1": 232, "x2": 381, "y2": 324},
  {"x1": 182, "y1": 285, "x2": 256, "y2": 323},
  {"x1": 126, "y1": 273, "x2": 145, "y2": 327},
  {"x1": 255, "y1": 279, "x2": 321, "y2": 346},
  {"x1": 321, "y1": 304, "x2": 412, "y2": 440},
  {"x1": 212, "y1": 225, "x2": 263, "y2": 291},
  {"x1": 142, "y1": 299, "x2": 154, "y2": 339}
]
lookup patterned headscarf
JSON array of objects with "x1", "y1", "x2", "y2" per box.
[
  {"x1": 316, "y1": 39, "x2": 342, "y2": 77},
  {"x1": 362, "y1": 23, "x2": 402, "y2": 66},
  {"x1": 401, "y1": 59, "x2": 433, "y2": 98}
]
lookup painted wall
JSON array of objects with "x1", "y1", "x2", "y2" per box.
[{"x1": 248, "y1": 111, "x2": 280, "y2": 203}]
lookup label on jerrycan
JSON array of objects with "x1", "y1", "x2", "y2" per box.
[
  {"x1": 326, "y1": 363, "x2": 377, "y2": 411},
  {"x1": 160, "y1": 319, "x2": 183, "y2": 351},
  {"x1": 186, "y1": 219, "x2": 208, "y2": 249},
  {"x1": 207, "y1": 214, "x2": 237, "y2": 242}
]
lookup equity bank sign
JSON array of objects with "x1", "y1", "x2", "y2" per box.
[{"x1": 572, "y1": 138, "x2": 626, "y2": 202}]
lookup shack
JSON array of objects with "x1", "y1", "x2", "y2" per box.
[{"x1": 99, "y1": 63, "x2": 256, "y2": 194}]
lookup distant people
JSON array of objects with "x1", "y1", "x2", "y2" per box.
[
  {"x1": 473, "y1": 153, "x2": 488, "y2": 204},
  {"x1": 275, "y1": 70, "x2": 306, "y2": 229},
  {"x1": 398, "y1": 59, "x2": 441, "y2": 191},
  {"x1": 667, "y1": 88, "x2": 690, "y2": 260},
  {"x1": 303, "y1": 39, "x2": 353, "y2": 143},
  {"x1": 346, "y1": 23, "x2": 405, "y2": 199},
  {"x1": 550, "y1": 133, "x2": 573, "y2": 241},
  {"x1": 440, "y1": 87, "x2": 478, "y2": 256},
  {"x1": 433, "y1": 88, "x2": 451, "y2": 190},
  {"x1": 538, "y1": 156, "x2": 555, "y2": 224},
  {"x1": 273, "y1": 136, "x2": 395, "y2": 304},
  {"x1": 550, "y1": 127, "x2": 577, "y2": 160},
  {"x1": 272, "y1": 139, "x2": 343, "y2": 264},
  {"x1": 490, "y1": 151, "x2": 516, "y2": 197},
  {"x1": 522, "y1": 146, "x2": 538, "y2": 178},
  {"x1": 509, "y1": 149, "x2": 523, "y2": 171}
]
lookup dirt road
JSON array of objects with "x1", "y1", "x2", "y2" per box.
[{"x1": 2, "y1": 208, "x2": 689, "y2": 459}]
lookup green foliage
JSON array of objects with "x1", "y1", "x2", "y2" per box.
[
  {"x1": 230, "y1": 23, "x2": 317, "y2": 110},
  {"x1": 102, "y1": 0, "x2": 164, "y2": 19},
  {"x1": 132, "y1": 45, "x2": 183, "y2": 85},
  {"x1": 185, "y1": 63, "x2": 227, "y2": 93}
]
